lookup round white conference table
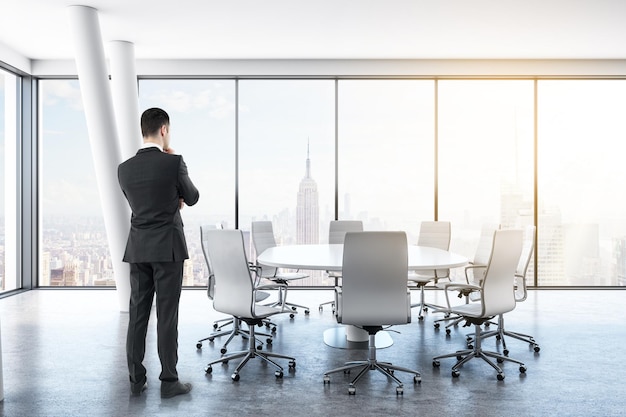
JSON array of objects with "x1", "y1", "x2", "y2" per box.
[{"x1": 257, "y1": 244, "x2": 468, "y2": 349}]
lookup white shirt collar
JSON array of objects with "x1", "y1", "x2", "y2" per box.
[{"x1": 141, "y1": 142, "x2": 163, "y2": 152}]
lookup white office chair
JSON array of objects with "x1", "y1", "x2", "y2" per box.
[
  {"x1": 251, "y1": 221, "x2": 310, "y2": 317},
  {"x1": 433, "y1": 223, "x2": 498, "y2": 333},
  {"x1": 432, "y1": 229, "x2": 527, "y2": 380},
  {"x1": 318, "y1": 220, "x2": 363, "y2": 312},
  {"x1": 203, "y1": 229, "x2": 296, "y2": 381},
  {"x1": 467, "y1": 225, "x2": 540, "y2": 354},
  {"x1": 408, "y1": 221, "x2": 451, "y2": 320},
  {"x1": 196, "y1": 225, "x2": 274, "y2": 353},
  {"x1": 323, "y1": 231, "x2": 421, "y2": 395}
]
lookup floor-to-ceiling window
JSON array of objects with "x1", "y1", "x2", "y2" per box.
[
  {"x1": 238, "y1": 80, "x2": 335, "y2": 286},
  {"x1": 35, "y1": 75, "x2": 626, "y2": 288},
  {"x1": 38, "y1": 79, "x2": 110, "y2": 286},
  {"x1": 0, "y1": 68, "x2": 19, "y2": 292},
  {"x1": 538, "y1": 80, "x2": 626, "y2": 286},
  {"x1": 337, "y1": 80, "x2": 435, "y2": 243},
  {"x1": 138, "y1": 79, "x2": 236, "y2": 287},
  {"x1": 438, "y1": 80, "x2": 535, "y2": 282}
]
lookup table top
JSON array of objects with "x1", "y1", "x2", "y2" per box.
[{"x1": 257, "y1": 244, "x2": 467, "y2": 271}]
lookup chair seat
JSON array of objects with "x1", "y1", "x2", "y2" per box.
[
  {"x1": 266, "y1": 271, "x2": 308, "y2": 281},
  {"x1": 407, "y1": 272, "x2": 435, "y2": 284}
]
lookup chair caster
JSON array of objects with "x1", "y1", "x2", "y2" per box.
[
  {"x1": 288, "y1": 360, "x2": 296, "y2": 369},
  {"x1": 275, "y1": 370, "x2": 283, "y2": 378},
  {"x1": 257, "y1": 345, "x2": 263, "y2": 350},
  {"x1": 414, "y1": 375, "x2": 421, "y2": 384},
  {"x1": 396, "y1": 386, "x2": 404, "y2": 395},
  {"x1": 497, "y1": 373, "x2": 505, "y2": 381},
  {"x1": 423, "y1": 306, "x2": 428, "y2": 312},
  {"x1": 289, "y1": 313, "x2": 295, "y2": 319},
  {"x1": 232, "y1": 372, "x2": 240, "y2": 381},
  {"x1": 432, "y1": 360, "x2": 440, "y2": 367},
  {"x1": 323, "y1": 374, "x2": 330, "y2": 384},
  {"x1": 205, "y1": 365, "x2": 212, "y2": 374},
  {"x1": 220, "y1": 347, "x2": 227, "y2": 354},
  {"x1": 418, "y1": 315, "x2": 424, "y2": 321},
  {"x1": 196, "y1": 342, "x2": 202, "y2": 349},
  {"x1": 208, "y1": 337, "x2": 214, "y2": 342},
  {"x1": 304, "y1": 310, "x2": 310, "y2": 315},
  {"x1": 271, "y1": 326, "x2": 277, "y2": 333},
  {"x1": 497, "y1": 357, "x2": 504, "y2": 363},
  {"x1": 519, "y1": 365, "x2": 527, "y2": 373},
  {"x1": 446, "y1": 329, "x2": 451, "y2": 335},
  {"x1": 452, "y1": 370, "x2": 460, "y2": 378},
  {"x1": 213, "y1": 323, "x2": 218, "y2": 329},
  {"x1": 434, "y1": 323, "x2": 440, "y2": 329},
  {"x1": 503, "y1": 349, "x2": 509, "y2": 356},
  {"x1": 291, "y1": 306, "x2": 297, "y2": 311},
  {"x1": 533, "y1": 344, "x2": 541, "y2": 353},
  {"x1": 266, "y1": 338, "x2": 273, "y2": 345},
  {"x1": 348, "y1": 384, "x2": 356, "y2": 395},
  {"x1": 319, "y1": 306, "x2": 324, "y2": 312}
]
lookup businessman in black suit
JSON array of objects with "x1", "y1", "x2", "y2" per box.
[{"x1": 118, "y1": 107, "x2": 199, "y2": 398}]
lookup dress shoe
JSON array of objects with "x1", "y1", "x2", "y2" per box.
[
  {"x1": 161, "y1": 381, "x2": 192, "y2": 398},
  {"x1": 130, "y1": 380, "x2": 148, "y2": 395}
]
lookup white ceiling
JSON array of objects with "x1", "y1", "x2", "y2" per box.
[{"x1": 1, "y1": 0, "x2": 625, "y2": 61}]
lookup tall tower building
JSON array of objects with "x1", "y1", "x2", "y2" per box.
[{"x1": 296, "y1": 142, "x2": 319, "y2": 245}]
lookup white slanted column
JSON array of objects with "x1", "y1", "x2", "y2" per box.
[
  {"x1": 108, "y1": 40, "x2": 142, "y2": 160},
  {"x1": 67, "y1": 5, "x2": 131, "y2": 311}
]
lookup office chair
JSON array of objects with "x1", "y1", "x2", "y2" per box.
[
  {"x1": 432, "y1": 229, "x2": 527, "y2": 380},
  {"x1": 466, "y1": 225, "x2": 540, "y2": 354},
  {"x1": 196, "y1": 225, "x2": 274, "y2": 354},
  {"x1": 323, "y1": 231, "x2": 421, "y2": 395},
  {"x1": 433, "y1": 223, "x2": 498, "y2": 334},
  {"x1": 318, "y1": 220, "x2": 363, "y2": 313},
  {"x1": 408, "y1": 221, "x2": 451, "y2": 320},
  {"x1": 203, "y1": 229, "x2": 296, "y2": 381},
  {"x1": 251, "y1": 221, "x2": 310, "y2": 317}
]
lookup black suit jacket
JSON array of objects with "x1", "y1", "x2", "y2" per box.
[{"x1": 118, "y1": 147, "x2": 200, "y2": 263}]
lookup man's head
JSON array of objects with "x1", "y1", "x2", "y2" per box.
[{"x1": 141, "y1": 107, "x2": 170, "y2": 149}]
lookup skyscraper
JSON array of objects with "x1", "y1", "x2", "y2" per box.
[{"x1": 296, "y1": 142, "x2": 319, "y2": 245}]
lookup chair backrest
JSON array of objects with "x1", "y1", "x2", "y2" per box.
[
  {"x1": 328, "y1": 220, "x2": 363, "y2": 244},
  {"x1": 204, "y1": 229, "x2": 256, "y2": 318},
  {"x1": 251, "y1": 221, "x2": 278, "y2": 276},
  {"x1": 340, "y1": 231, "x2": 410, "y2": 326},
  {"x1": 467, "y1": 223, "x2": 499, "y2": 288},
  {"x1": 514, "y1": 225, "x2": 536, "y2": 302},
  {"x1": 480, "y1": 229, "x2": 523, "y2": 317},
  {"x1": 200, "y1": 224, "x2": 220, "y2": 299},
  {"x1": 417, "y1": 221, "x2": 451, "y2": 279}
]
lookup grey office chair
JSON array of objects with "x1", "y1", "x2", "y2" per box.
[
  {"x1": 251, "y1": 220, "x2": 310, "y2": 317},
  {"x1": 323, "y1": 231, "x2": 421, "y2": 395},
  {"x1": 196, "y1": 225, "x2": 274, "y2": 353},
  {"x1": 432, "y1": 229, "x2": 527, "y2": 380},
  {"x1": 467, "y1": 225, "x2": 540, "y2": 354},
  {"x1": 203, "y1": 229, "x2": 296, "y2": 381},
  {"x1": 408, "y1": 221, "x2": 451, "y2": 320},
  {"x1": 318, "y1": 220, "x2": 363, "y2": 312},
  {"x1": 434, "y1": 223, "x2": 498, "y2": 334}
]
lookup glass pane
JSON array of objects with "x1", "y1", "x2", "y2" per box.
[
  {"x1": 538, "y1": 80, "x2": 626, "y2": 286},
  {"x1": 0, "y1": 69, "x2": 19, "y2": 292},
  {"x1": 139, "y1": 80, "x2": 236, "y2": 287},
  {"x1": 39, "y1": 80, "x2": 109, "y2": 286},
  {"x1": 338, "y1": 80, "x2": 435, "y2": 243},
  {"x1": 239, "y1": 80, "x2": 335, "y2": 285},
  {"x1": 438, "y1": 80, "x2": 534, "y2": 282}
]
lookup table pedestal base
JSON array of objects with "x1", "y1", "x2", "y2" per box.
[{"x1": 323, "y1": 326, "x2": 393, "y2": 349}]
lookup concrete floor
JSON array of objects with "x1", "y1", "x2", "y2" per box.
[{"x1": 0, "y1": 288, "x2": 625, "y2": 417}]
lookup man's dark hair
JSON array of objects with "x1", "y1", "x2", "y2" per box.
[{"x1": 141, "y1": 107, "x2": 170, "y2": 137}]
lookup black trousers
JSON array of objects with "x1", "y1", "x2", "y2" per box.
[{"x1": 126, "y1": 261, "x2": 184, "y2": 384}]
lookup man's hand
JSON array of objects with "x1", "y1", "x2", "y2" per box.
[
  {"x1": 179, "y1": 198, "x2": 185, "y2": 209},
  {"x1": 164, "y1": 147, "x2": 176, "y2": 154}
]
